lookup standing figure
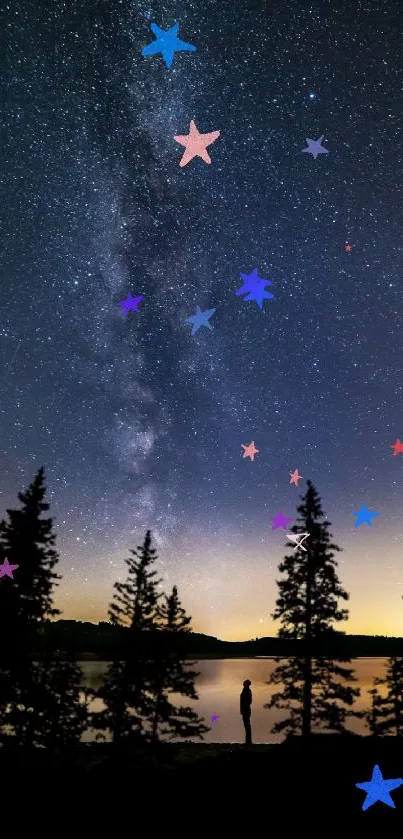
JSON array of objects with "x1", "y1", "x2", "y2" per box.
[{"x1": 240, "y1": 679, "x2": 252, "y2": 745}]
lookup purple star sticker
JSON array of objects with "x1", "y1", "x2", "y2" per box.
[
  {"x1": 118, "y1": 293, "x2": 144, "y2": 316},
  {"x1": 0, "y1": 557, "x2": 19, "y2": 579},
  {"x1": 211, "y1": 714, "x2": 219, "y2": 723},
  {"x1": 271, "y1": 511, "x2": 293, "y2": 531}
]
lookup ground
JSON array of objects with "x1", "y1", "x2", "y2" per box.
[{"x1": 2, "y1": 736, "x2": 402, "y2": 830}]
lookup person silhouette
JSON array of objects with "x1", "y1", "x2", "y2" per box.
[{"x1": 240, "y1": 679, "x2": 252, "y2": 745}]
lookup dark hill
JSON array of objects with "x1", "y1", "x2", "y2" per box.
[{"x1": 37, "y1": 620, "x2": 403, "y2": 659}]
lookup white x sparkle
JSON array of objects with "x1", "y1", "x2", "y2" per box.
[{"x1": 286, "y1": 532, "x2": 309, "y2": 552}]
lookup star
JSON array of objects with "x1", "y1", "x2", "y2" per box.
[
  {"x1": 174, "y1": 120, "x2": 220, "y2": 167},
  {"x1": 211, "y1": 714, "x2": 219, "y2": 723},
  {"x1": 186, "y1": 305, "x2": 216, "y2": 336},
  {"x1": 141, "y1": 22, "x2": 197, "y2": 69},
  {"x1": 286, "y1": 532, "x2": 309, "y2": 552},
  {"x1": 235, "y1": 268, "x2": 275, "y2": 310},
  {"x1": 300, "y1": 135, "x2": 329, "y2": 160},
  {"x1": 241, "y1": 441, "x2": 259, "y2": 461},
  {"x1": 391, "y1": 438, "x2": 403, "y2": 456},
  {"x1": 271, "y1": 512, "x2": 293, "y2": 531},
  {"x1": 289, "y1": 469, "x2": 303, "y2": 486},
  {"x1": 345, "y1": 244, "x2": 353, "y2": 252},
  {"x1": 118, "y1": 293, "x2": 144, "y2": 316},
  {"x1": 356, "y1": 764, "x2": 403, "y2": 811},
  {"x1": 0, "y1": 557, "x2": 19, "y2": 579},
  {"x1": 352, "y1": 504, "x2": 379, "y2": 527}
]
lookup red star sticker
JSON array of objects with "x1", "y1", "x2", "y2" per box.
[
  {"x1": 391, "y1": 439, "x2": 403, "y2": 456},
  {"x1": 344, "y1": 244, "x2": 353, "y2": 252}
]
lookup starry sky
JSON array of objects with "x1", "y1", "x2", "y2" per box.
[{"x1": 2, "y1": 0, "x2": 403, "y2": 641}]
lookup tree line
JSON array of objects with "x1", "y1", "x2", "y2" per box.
[
  {"x1": 0, "y1": 468, "x2": 401, "y2": 750},
  {"x1": 33, "y1": 621, "x2": 403, "y2": 659}
]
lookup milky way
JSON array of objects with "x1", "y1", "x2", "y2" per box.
[{"x1": 2, "y1": 0, "x2": 403, "y2": 639}]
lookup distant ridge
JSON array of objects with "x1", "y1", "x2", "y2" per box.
[{"x1": 38, "y1": 620, "x2": 403, "y2": 659}]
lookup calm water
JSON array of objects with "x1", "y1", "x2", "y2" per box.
[{"x1": 80, "y1": 657, "x2": 389, "y2": 744}]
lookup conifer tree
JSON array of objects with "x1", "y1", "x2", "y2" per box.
[
  {"x1": 92, "y1": 530, "x2": 163, "y2": 745},
  {"x1": 0, "y1": 468, "x2": 87, "y2": 747},
  {"x1": 148, "y1": 585, "x2": 209, "y2": 744},
  {"x1": 7, "y1": 650, "x2": 88, "y2": 748},
  {"x1": 265, "y1": 480, "x2": 360, "y2": 737},
  {"x1": 366, "y1": 657, "x2": 403, "y2": 735},
  {"x1": 0, "y1": 467, "x2": 60, "y2": 661}
]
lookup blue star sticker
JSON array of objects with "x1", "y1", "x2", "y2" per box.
[
  {"x1": 141, "y1": 23, "x2": 197, "y2": 69},
  {"x1": 352, "y1": 504, "x2": 379, "y2": 527},
  {"x1": 300, "y1": 135, "x2": 329, "y2": 160},
  {"x1": 186, "y1": 306, "x2": 216, "y2": 336},
  {"x1": 236, "y1": 268, "x2": 275, "y2": 310},
  {"x1": 356, "y1": 764, "x2": 403, "y2": 811}
]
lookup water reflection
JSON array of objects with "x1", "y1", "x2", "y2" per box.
[{"x1": 79, "y1": 657, "x2": 389, "y2": 744}]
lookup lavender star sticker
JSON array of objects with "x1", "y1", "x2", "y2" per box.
[
  {"x1": 118, "y1": 293, "x2": 144, "y2": 317},
  {"x1": 0, "y1": 557, "x2": 19, "y2": 579},
  {"x1": 236, "y1": 268, "x2": 275, "y2": 310},
  {"x1": 300, "y1": 135, "x2": 329, "y2": 160},
  {"x1": 211, "y1": 714, "x2": 219, "y2": 723},
  {"x1": 186, "y1": 306, "x2": 216, "y2": 336},
  {"x1": 271, "y1": 511, "x2": 293, "y2": 531}
]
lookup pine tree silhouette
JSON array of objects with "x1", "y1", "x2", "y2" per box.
[
  {"x1": 0, "y1": 468, "x2": 87, "y2": 747},
  {"x1": 366, "y1": 657, "x2": 403, "y2": 735},
  {"x1": 149, "y1": 585, "x2": 209, "y2": 744},
  {"x1": 265, "y1": 480, "x2": 360, "y2": 737},
  {"x1": 92, "y1": 530, "x2": 163, "y2": 745}
]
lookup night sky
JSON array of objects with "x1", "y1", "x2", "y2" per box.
[{"x1": 2, "y1": 0, "x2": 403, "y2": 641}]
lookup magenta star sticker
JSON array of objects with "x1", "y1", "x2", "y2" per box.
[
  {"x1": 0, "y1": 557, "x2": 19, "y2": 579},
  {"x1": 118, "y1": 293, "x2": 144, "y2": 316},
  {"x1": 271, "y1": 511, "x2": 293, "y2": 531}
]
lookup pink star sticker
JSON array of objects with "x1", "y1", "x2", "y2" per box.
[
  {"x1": 391, "y1": 439, "x2": 403, "y2": 456},
  {"x1": 241, "y1": 441, "x2": 259, "y2": 461},
  {"x1": 174, "y1": 120, "x2": 220, "y2": 167},
  {"x1": 0, "y1": 557, "x2": 19, "y2": 579},
  {"x1": 271, "y1": 511, "x2": 293, "y2": 531},
  {"x1": 289, "y1": 469, "x2": 303, "y2": 486}
]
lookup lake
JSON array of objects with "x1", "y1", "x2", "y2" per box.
[{"x1": 80, "y1": 657, "x2": 389, "y2": 744}]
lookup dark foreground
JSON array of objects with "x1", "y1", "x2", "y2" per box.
[{"x1": 2, "y1": 735, "x2": 403, "y2": 830}]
